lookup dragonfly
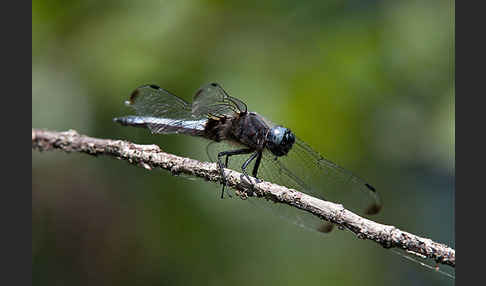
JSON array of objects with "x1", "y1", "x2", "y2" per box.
[{"x1": 114, "y1": 83, "x2": 382, "y2": 232}]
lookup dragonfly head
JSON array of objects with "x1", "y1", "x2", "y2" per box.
[{"x1": 266, "y1": 126, "x2": 295, "y2": 157}]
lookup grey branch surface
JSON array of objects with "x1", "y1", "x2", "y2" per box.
[{"x1": 32, "y1": 128, "x2": 455, "y2": 268}]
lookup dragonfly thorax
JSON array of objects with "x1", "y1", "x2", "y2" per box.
[{"x1": 266, "y1": 126, "x2": 295, "y2": 157}]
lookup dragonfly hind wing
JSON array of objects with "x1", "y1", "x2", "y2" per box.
[
  {"x1": 128, "y1": 85, "x2": 192, "y2": 118},
  {"x1": 126, "y1": 85, "x2": 204, "y2": 134}
]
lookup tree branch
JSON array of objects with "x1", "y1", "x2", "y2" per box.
[{"x1": 32, "y1": 128, "x2": 455, "y2": 268}]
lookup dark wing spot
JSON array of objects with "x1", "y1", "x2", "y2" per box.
[
  {"x1": 129, "y1": 89, "x2": 141, "y2": 104},
  {"x1": 365, "y1": 183, "x2": 376, "y2": 192},
  {"x1": 149, "y1": 84, "x2": 160, "y2": 89},
  {"x1": 365, "y1": 203, "x2": 382, "y2": 215},
  {"x1": 317, "y1": 222, "x2": 335, "y2": 233},
  {"x1": 210, "y1": 82, "x2": 218, "y2": 87}
]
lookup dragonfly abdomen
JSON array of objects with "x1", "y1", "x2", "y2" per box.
[
  {"x1": 114, "y1": 116, "x2": 207, "y2": 136},
  {"x1": 114, "y1": 116, "x2": 150, "y2": 128}
]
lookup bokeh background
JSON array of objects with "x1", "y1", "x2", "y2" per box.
[{"x1": 32, "y1": 0, "x2": 455, "y2": 285}]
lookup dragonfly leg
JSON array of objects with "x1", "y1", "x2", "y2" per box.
[
  {"x1": 240, "y1": 151, "x2": 261, "y2": 194},
  {"x1": 251, "y1": 151, "x2": 263, "y2": 183},
  {"x1": 241, "y1": 151, "x2": 259, "y2": 181},
  {"x1": 217, "y1": 148, "x2": 254, "y2": 198}
]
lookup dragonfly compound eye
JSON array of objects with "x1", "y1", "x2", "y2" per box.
[{"x1": 266, "y1": 126, "x2": 295, "y2": 157}]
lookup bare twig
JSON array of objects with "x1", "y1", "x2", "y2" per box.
[{"x1": 32, "y1": 128, "x2": 455, "y2": 268}]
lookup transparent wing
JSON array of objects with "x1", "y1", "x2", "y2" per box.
[
  {"x1": 205, "y1": 135, "x2": 382, "y2": 233},
  {"x1": 126, "y1": 83, "x2": 247, "y2": 134},
  {"x1": 128, "y1": 84, "x2": 193, "y2": 119},
  {"x1": 192, "y1": 83, "x2": 247, "y2": 117},
  {"x1": 263, "y1": 138, "x2": 382, "y2": 216},
  {"x1": 125, "y1": 84, "x2": 200, "y2": 134},
  {"x1": 206, "y1": 141, "x2": 336, "y2": 234}
]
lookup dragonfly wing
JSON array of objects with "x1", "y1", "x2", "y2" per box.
[
  {"x1": 262, "y1": 137, "x2": 382, "y2": 216},
  {"x1": 206, "y1": 140, "x2": 335, "y2": 234},
  {"x1": 125, "y1": 83, "x2": 248, "y2": 134},
  {"x1": 192, "y1": 83, "x2": 247, "y2": 117},
  {"x1": 126, "y1": 85, "x2": 203, "y2": 134},
  {"x1": 128, "y1": 84, "x2": 192, "y2": 118}
]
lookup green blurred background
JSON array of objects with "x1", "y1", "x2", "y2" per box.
[{"x1": 32, "y1": 0, "x2": 455, "y2": 285}]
